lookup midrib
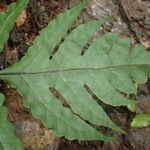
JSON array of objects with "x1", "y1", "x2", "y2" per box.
[{"x1": 0, "y1": 64, "x2": 147, "y2": 76}]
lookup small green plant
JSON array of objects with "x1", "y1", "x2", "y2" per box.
[
  {"x1": 131, "y1": 113, "x2": 150, "y2": 128},
  {"x1": 0, "y1": 0, "x2": 150, "y2": 149}
]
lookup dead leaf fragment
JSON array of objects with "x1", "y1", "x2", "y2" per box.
[
  {"x1": 16, "y1": 10, "x2": 27, "y2": 27},
  {"x1": 142, "y1": 40, "x2": 150, "y2": 49}
]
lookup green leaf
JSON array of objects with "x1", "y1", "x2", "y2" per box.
[
  {"x1": 127, "y1": 83, "x2": 138, "y2": 112},
  {"x1": 127, "y1": 104, "x2": 137, "y2": 112},
  {"x1": 131, "y1": 113, "x2": 150, "y2": 128},
  {"x1": 0, "y1": 93, "x2": 23, "y2": 150},
  {"x1": 0, "y1": 93, "x2": 5, "y2": 105},
  {"x1": 0, "y1": 1, "x2": 150, "y2": 141},
  {"x1": 0, "y1": 0, "x2": 29, "y2": 53}
]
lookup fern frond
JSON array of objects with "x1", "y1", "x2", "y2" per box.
[{"x1": 0, "y1": 1, "x2": 149, "y2": 141}]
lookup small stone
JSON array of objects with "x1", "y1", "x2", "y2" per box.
[
  {"x1": 5, "y1": 47, "x2": 19, "y2": 66},
  {"x1": 126, "y1": 128, "x2": 150, "y2": 150},
  {"x1": 14, "y1": 121, "x2": 60, "y2": 150}
]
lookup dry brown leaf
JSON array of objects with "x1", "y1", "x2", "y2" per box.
[{"x1": 16, "y1": 10, "x2": 27, "y2": 27}]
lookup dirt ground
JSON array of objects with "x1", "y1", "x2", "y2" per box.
[{"x1": 0, "y1": 0, "x2": 150, "y2": 150}]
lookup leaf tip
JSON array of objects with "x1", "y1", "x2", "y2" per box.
[{"x1": 0, "y1": 93, "x2": 5, "y2": 106}]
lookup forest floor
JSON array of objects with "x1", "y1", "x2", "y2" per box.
[{"x1": 0, "y1": 0, "x2": 150, "y2": 150}]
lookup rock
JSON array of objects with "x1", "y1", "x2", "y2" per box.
[
  {"x1": 118, "y1": 0, "x2": 150, "y2": 43},
  {"x1": 88, "y1": 0, "x2": 150, "y2": 43},
  {"x1": 126, "y1": 128, "x2": 150, "y2": 150},
  {"x1": 5, "y1": 47, "x2": 19, "y2": 66},
  {"x1": 9, "y1": 26, "x2": 22, "y2": 44},
  {"x1": 90, "y1": 0, "x2": 117, "y2": 17},
  {"x1": 14, "y1": 121, "x2": 60, "y2": 150},
  {"x1": 103, "y1": 141, "x2": 125, "y2": 150},
  {"x1": 136, "y1": 84, "x2": 150, "y2": 113},
  {"x1": 89, "y1": 0, "x2": 129, "y2": 34}
]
